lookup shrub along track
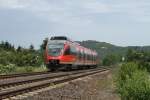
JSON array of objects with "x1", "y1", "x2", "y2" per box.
[{"x1": 0, "y1": 67, "x2": 109, "y2": 99}]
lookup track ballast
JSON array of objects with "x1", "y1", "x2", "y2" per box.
[{"x1": 0, "y1": 67, "x2": 109, "y2": 99}]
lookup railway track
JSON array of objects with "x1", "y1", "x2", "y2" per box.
[
  {"x1": 0, "y1": 71, "x2": 51, "y2": 79},
  {"x1": 0, "y1": 68, "x2": 109, "y2": 99}
]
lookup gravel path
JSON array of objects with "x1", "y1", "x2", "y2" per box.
[{"x1": 20, "y1": 70, "x2": 120, "y2": 100}]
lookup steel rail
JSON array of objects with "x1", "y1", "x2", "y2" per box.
[
  {"x1": 0, "y1": 71, "x2": 50, "y2": 79},
  {"x1": 0, "y1": 68, "x2": 103, "y2": 88},
  {"x1": 0, "y1": 68, "x2": 109, "y2": 99}
]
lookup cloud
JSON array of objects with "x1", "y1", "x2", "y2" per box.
[
  {"x1": 0, "y1": 0, "x2": 150, "y2": 48},
  {"x1": 0, "y1": 0, "x2": 111, "y2": 23},
  {"x1": 0, "y1": 0, "x2": 28, "y2": 9},
  {"x1": 82, "y1": 1, "x2": 111, "y2": 13},
  {"x1": 0, "y1": 0, "x2": 150, "y2": 23},
  {"x1": 109, "y1": 0, "x2": 150, "y2": 22}
]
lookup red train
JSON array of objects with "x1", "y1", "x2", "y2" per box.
[{"x1": 44, "y1": 36, "x2": 98, "y2": 71}]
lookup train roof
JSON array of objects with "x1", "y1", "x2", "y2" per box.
[{"x1": 50, "y1": 36, "x2": 80, "y2": 45}]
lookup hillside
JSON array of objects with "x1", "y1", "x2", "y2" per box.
[{"x1": 78, "y1": 40, "x2": 150, "y2": 59}]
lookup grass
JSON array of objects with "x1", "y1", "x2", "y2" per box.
[{"x1": 0, "y1": 64, "x2": 48, "y2": 75}]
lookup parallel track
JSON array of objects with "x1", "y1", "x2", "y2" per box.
[
  {"x1": 0, "y1": 71, "x2": 50, "y2": 79},
  {"x1": 0, "y1": 68, "x2": 109, "y2": 99}
]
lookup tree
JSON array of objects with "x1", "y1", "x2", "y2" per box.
[
  {"x1": 126, "y1": 49, "x2": 136, "y2": 61},
  {"x1": 4, "y1": 41, "x2": 9, "y2": 49},
  {"x1": 29, "y1": 44, "x2": 34, "y2": 52},
  {"x1": 17, "y1": 46, "x2": 22, "y2": 52},
  {"x1": 40, "y1": 37, "x2": 48, "y2": 51},
  {"x1": 103, "y1": 54, "x2": 121, "y2": 66},
  {"x1": 0, "y1": 41, "x2": 14, "y2": 51}
]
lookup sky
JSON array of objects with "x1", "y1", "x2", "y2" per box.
[{"x1": 0, "y1": 0, "x2": 150, "y2": 49}]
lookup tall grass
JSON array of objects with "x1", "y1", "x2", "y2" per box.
[
  {"x1": 0, "y1": 64, "x2": 47, "y2": 75},
  {"x1": 116, "y1": 62, "x2": 150, "y2": 100}
]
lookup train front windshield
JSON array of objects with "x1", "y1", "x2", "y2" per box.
[{"x1": 48, "y1": 44, "x2": 64, "y2": 56}]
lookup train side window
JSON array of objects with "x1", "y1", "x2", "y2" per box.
[
  {"x1": 87, "y1": 54, "x2": 89, "y2": 60},
  {"x1": 70, "y1": 45, "x2": 77, "y2": 55},
  {"x1": 90, "y1": 55, "x2": 92, "y2": 60},
  {"x1": 93, "y1": 55, "x2": 95, "y2": 61},
  {"x1": 93, "y1": 56, "x2": 94, "y2": 61},
  {"x1": 94, "y1": 56, "x2": 96, "y2": 61},
  {"x1": 86, "y1": 53, "x2": 89, "y2": 60},
  {"x1": 82, "y1": 51, "x2": 84, "y2": 59},
  {"x1": 64, "y1": 47, "x2": 70, "y2": 55},
  {"x1": 86, "y1": 54, "x2": 88, "y2": 60},
  {"x1": 83, "y1": 52, "x2": 85, "y2": 60},
  {"x1": 77, "y1": 50, "x2": 80, "y2": 59},
  {"x1": 79, "y1": 51, "x2": 81, "y2": 59},
  {"x1": 79, "y1": 51, "x2": 82, "y2": 59},
  {"x1": 89, "y1": 54, "x2": 91, "y2": 60},
  {"x1": 93, "y1": 56, "x2": 95, "y2": 61}
]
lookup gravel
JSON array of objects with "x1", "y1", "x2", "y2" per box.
[{"x1": 20, "y1": 70, "x2": 120, "y2": 100}]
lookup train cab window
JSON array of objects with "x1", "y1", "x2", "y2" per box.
[{"x1": 48, "y1": 43, "x2": 64, "y2": 56}]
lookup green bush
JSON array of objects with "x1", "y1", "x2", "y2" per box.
[
  {"x1": 117, "y1": 62, "x2": 138, "y2": 82},
  {"x1": 0, "y1": 64, "x2": 17, "y2": 74},
  {"x1": 126, "y1": 49, "x2": 150, "y2": 72},
  {"x1": 24, "y1": 66, "x2": 34, "y2": 72},
  {"x1": 138, "y1": 62, "x2": 150, "y2": 72},
  {"x1": 0, "y1": 65, "x2": 47, "y2": 74},
  {"x1": 0, "y1": 42, "x2": 43, "y2": 67},
  {"x1": 116, "y1": 62, "x2": 150, "y2": 100},
  {"x1": 103, "y1": 54, "x2": 121, "y2": 66}
]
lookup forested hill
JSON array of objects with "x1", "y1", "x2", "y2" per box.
[{"x1": 78, "y1": 40, "x2": 150, "y2": 59}]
